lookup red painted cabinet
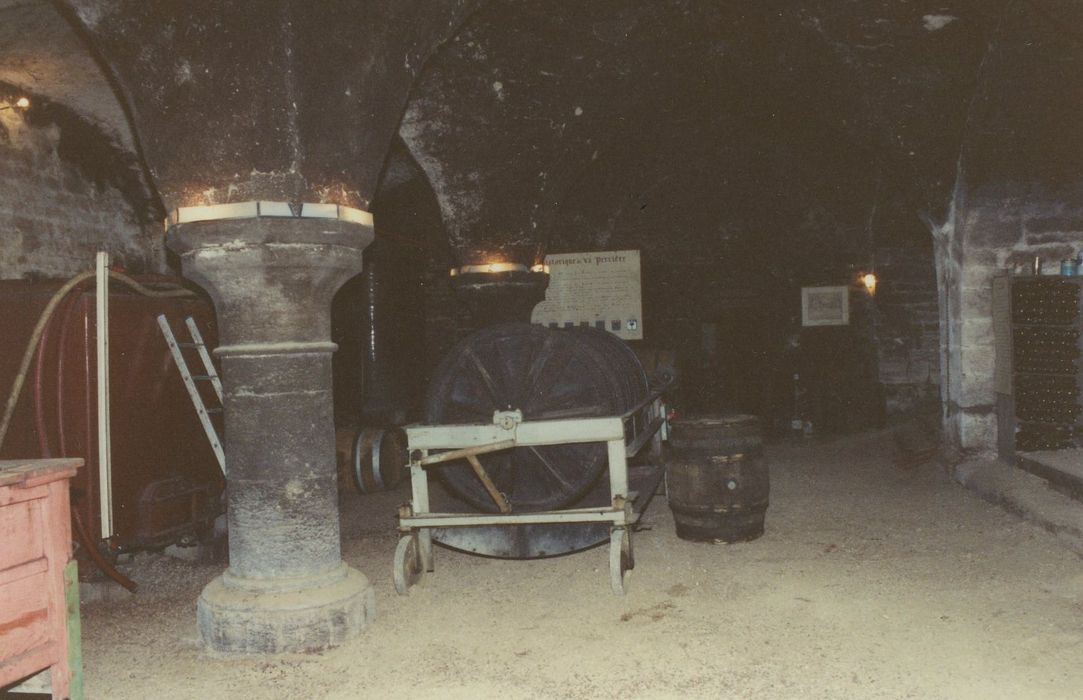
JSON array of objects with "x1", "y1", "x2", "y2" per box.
[{"x1": 0, "y1": 458, "x2": 81, "y2": 699}]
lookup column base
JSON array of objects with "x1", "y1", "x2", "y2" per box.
[{"x1": 197, "y1": 566, "x2": 375, "y2": 654}]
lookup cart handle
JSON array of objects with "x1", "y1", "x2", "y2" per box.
[
  {"x1": 466, "y1": 454, "x2": 512, "y2": 513},
  {"x1": 417, "y1": 439, "x2": 516, "y2": 466},
  {"x1": 415, "y1": 439, "x2": 515, "y2": 513},
  {"x1": 620, "y1": 378, "x2": 673, "y2": 421}
]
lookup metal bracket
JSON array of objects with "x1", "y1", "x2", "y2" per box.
[{"x1": 493, "y1": 409, "x2": 524, "y2": 431}]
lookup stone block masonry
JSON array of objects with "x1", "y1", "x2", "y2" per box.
[
  {"x1": 874, "y1": 245, "x2": 941, "y2": 417},
  {"x1": 951, "y1": 197, "x2": 1083, "y2": 454},
  {"x1": 0, "y1": 107, "x2": 161, "y2": 279}
]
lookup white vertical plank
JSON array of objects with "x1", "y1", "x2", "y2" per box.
[
  {"x1": 607, "y1": 438, "x2": 628, "y2": 500},
  {"x1": 95, "y1": 252, "x2": 113, "y2": 539},
  {"x1": 410, "y1": 458, "x2": 434, "y2": 571}
]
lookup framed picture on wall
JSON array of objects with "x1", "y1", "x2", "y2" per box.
[{"x1": 801, "y1": 286, "x2": 850, "y2": 326}]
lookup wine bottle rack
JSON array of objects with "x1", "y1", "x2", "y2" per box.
[{"x1": 1011, "y1": 277, "x2": 1083, "y2": 451}]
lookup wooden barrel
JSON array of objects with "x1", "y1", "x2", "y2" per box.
[
  {"x1": 669, "y1": 414, "x2": 762, "y2": 453},
  {"x1": 666, "y1": 414, "x2": 769, "y2": 543},
  {"x1": 335, "y1": 425, "x2": 407, "y2": 494}
]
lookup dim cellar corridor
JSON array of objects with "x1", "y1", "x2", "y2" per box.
[
  {"x1": 78, "y1": 431, "x2": 1083, "y2": 700},
  {"x1": 3, "y1": 2, "x2": 1083, "y2": 697}
]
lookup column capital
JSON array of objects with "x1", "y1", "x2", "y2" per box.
[{"x1": 167, "y1": 217, "x2": 373, "y2": 347}]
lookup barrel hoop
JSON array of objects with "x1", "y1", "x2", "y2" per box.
[
  {"x1": 669, "y1": 437, "x2": 763, "y2": 454},
  {"x1": 706, "y1": 452, "x2": 768, "y2": 464},
  {"x1": 671, "y1": 417, "x2": 760, "y2": 437},
  {"x1": 370, "y1": 428, "x2": 385, "y2": 490},
  {"x1": 669, "y1": 444, "x2": 765, "y2": 460},
  {"x1": 353, "y1": 428, "x2": 367, "y2": 493},
  {"x1": 669, "y1": 500, "x2": 769, "y2": 515}
]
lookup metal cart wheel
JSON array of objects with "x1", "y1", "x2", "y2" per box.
[
  {"x1": 609, "y1": 527, "x2": 634, "y2": 595},
  {"x1": 393, "y1": 533, "x2": 423, "y2": 595}
]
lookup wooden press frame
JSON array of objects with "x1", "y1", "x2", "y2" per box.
[{"x1": 396, "y1": 388, "x2": 668, "y2": 595}]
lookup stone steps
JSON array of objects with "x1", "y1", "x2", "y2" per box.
[{"x1": 1016, "y1": 448, "x2": 1083, "y2": 503}]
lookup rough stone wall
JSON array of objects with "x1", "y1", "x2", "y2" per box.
[
  {"x1": 0, "y1": 109, "x2": 161, "y2": 279},
  {"x1": 948, "y1": 195, "x2": 1083, "y2": 453},
  {"x1": 874, "y1": 245, "x2": 941, "y2": 416},
  {"x1": 941, "y1": 2, "x2": 1083, "y2": 455},
  {"x1": 419, "y1": 255, "x2": 468, "y2": 375}
]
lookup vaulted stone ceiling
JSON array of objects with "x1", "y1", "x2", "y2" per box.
[
  {"x1": 2, "y1": 0, "x2": 1078, "y2": 271},
  {"x1": 0, "y1": 0, "x2": 127, "y2": 141},
  {"x1": 398, "y1": 0, "x2": 1006, "y2": 267}
]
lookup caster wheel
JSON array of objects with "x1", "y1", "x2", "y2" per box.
[
  {"x1": 393, "y1": 534, "x2": 422, "y2": 595},
  {"x1": 610, "y1": 528, "x2": 633, "y2": 595}
]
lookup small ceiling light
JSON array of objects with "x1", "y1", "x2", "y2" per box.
[
  {"x1": 451, "y1": 262, "x2": 528, "y2": 276},
  {"x1": 448, "y1": 262, "x2": 550, "y2": 277},
  {"x1": 480, "y1": 262, "x2": 523, "y2": 274},
  {"x1": 862, "y1": 273, "x2": 877, "y2": 294},
  {"x1": 0, "y1": 97, "x2": 31, "y2": 112}
]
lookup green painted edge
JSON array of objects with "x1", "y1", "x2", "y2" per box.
[{"x1": 64, "y1": 560, "x2": 84, "y2": 700}]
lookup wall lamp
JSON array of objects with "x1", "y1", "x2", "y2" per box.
[
  {"x1": 449, "y1": 262, "x2": 549, "y2": 277},
  {"x1": 0, "y1": 96, "x2": 31, "y2": 112},
  {"x1": 861, "y1": 272, "x2": 878, "y2": 295}
]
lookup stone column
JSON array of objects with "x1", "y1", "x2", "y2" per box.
[{"x1": 169, "y1": 215, "x2": 374, "y2": 654}]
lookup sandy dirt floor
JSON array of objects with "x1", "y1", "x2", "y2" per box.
[{"x1": 76, "y1": 431, "x2": 1083, "y2": 699}]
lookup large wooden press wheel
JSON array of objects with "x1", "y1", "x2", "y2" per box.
[{"x1": 426, "y1": 324, "x2": 626, "y2": 512}]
